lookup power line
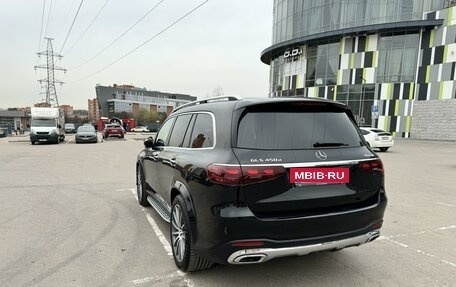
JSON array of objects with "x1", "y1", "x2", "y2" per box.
[
  {"x1": 64, "y1": 0, "x2": 111, "y2": 55},
  {"x1": 59, "y1": 0, "x2": 85, "y2": 55},
  {"x1": 44, "y1": 0, "x2": 53, "y2": 37},
  {"x1": 72, "y1": 0, "x2": 210, "y2": 83},
  {"x1": 70, "y1": 0, "x2": 166, "y2": 70},
  {"x1": 55, "y1": 0, "x2": 77, "y2": 42},
  {"x1": 37, "y1": 0, "x2": 46, "y2": 53}
]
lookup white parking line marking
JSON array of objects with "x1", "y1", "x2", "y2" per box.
[
  {"x1": 438, "y1": 202, "x2": 456, "y2": 208},
  {"x1": 131, "y1": 271, "x2": 193, "y2": 286},
  {"x1": 145, "y1": 212, "x2": 173, "y2": 256},
  {"x1": 129, "y1": 189, "x2": 172, "y2": 256},
  {"x1": 378, "y1": 225, "x2": 456, "y2": 241},
  {"x1": 129, "y1": 188, "x2": 195, "y2": 286},
  {"x1": 383, "y1": 237, "x2": 456, "y2": 268},
  {"x1": 131, "y1": 271, "x2": 181, "y2": 285},
  {"x1": 66, "y1": 138, "x2": 73, "y2": 144}
]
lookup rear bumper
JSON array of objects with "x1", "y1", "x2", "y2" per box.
[
  {"x1": 227, "y1": 229, "x2": 380, "y2": 264},
  {"x1": 75, "y1": 136, "x2": 97, "y2": 143},
  {"x1": 104, "y1": 133, "x2": 124, "y2": 137},
  {"x1": 194, "y1": 191, "x2": 387, "y2": 264},
  {"x1": 370, "y1": 140, "x2": 394, "y2": 148}
]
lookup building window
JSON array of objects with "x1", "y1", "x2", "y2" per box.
[
  {"x1": 306, "y1": 41, "x2": 339, "y2": 87},
  {"x1": 336, "y1": 84, "x2": 375, "y2": 125},
  {"x1": 377, "y1": 31, "x2": 419, "y2": 83}
]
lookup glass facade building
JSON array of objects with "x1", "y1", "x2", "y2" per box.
[
  {"x1": 272, "y1": 0, "x2": 445, "y2": 44},
  {"x1": 262, "y1": 0, "x2": 456, "y2": 138}
]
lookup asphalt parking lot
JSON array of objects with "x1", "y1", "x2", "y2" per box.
[{"x1": 0, "y1": 133, "x2": 455, "y2": 286}]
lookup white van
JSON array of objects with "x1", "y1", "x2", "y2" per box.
[{"x1": 30, "y1": 107, "x2": 65, "y2": 144}]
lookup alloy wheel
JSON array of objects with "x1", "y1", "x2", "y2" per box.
[
  {"x1": 171, "y1": 204, "x2": 187, "y2": 262},
  {"x1": 136, "y1": 167, "x2": 143, "y2": 199}
]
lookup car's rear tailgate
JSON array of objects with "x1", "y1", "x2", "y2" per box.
[
  {"x1": 231, "y1": 100, "x2": 383, "y2": 219},
  {"x1": 233, "y1": 148, "x2": 383, "y2": 218}
]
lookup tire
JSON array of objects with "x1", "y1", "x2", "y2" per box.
[
  {"x1": 379, "y1": 147, "x2": 389, "y2": 152},
  {"x1": 31, "y1": 141, "x2": 35, "y2": 145},
  {"x1": 171, "y1": 195, "x2": 213, "y2": 272},
  {"x1": 136, "y1": 165, "x2": 150, "y2": 207}
]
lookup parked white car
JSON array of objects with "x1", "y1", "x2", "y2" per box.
[
  {"x1": 131, "y1": 126, "x2": 150, "y2": 132},
  {"x1": 360, "y1": 127, "x2": 394, "y2": 152}
]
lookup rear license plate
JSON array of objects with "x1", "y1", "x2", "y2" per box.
[
  {"x1": 382, "y1": 137, "x2": 389, "y2": 140},
  {"x1": 290, "y1": 168, "x2": 350, "y2": 184}
]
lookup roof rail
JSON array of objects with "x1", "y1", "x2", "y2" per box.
[{"x1": 171, "y1": 96, "x2": 242, "y2": 114}]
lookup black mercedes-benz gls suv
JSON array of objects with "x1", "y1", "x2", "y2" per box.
[{"x1": 136, "y1": 96, "x2": 387, "y2": 272}]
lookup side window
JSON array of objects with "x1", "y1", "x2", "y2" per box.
[
  {"x1": 182, "y1": 115, "x2": 196, "y2": 148},
  {"x1": 168, "y1": 114, "x2": 192, "y2": 147},
  {"x1": 155, "y1": 118, "x2": 175, "y2": 147},
  {"x1": 190, "y1": 114, "x2": 214, "y2": 148}
]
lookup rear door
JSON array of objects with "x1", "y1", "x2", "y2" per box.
[
  {"x1": 232, "y1": 101, "x2": 383, "y2": 218},
  {"x1": 156, "y1": 114, "x2": 193, "y2": 203}
]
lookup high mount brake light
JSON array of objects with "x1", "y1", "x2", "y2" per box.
[
  {"x1": 359, "y1": 159, "x2": 384, "y2": 174},
  {"x1": 207, "y1": 164, "x2": 286, "y2": 185}
]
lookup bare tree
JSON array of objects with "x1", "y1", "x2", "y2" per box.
[{"x1": 211, "y1": 86, "x2": 224, "y2": 97}]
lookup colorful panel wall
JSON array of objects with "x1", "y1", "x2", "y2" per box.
[{"x1": 417, "y1": 7, "x2": 456, "y2": 100}]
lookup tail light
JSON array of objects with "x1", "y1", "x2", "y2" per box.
[
  {"x1": 207, "y1": 164, "x2": 285, "y2": 185},
  {"x1": 359, "y1": 159, "x2": 384, "y2": 174}
]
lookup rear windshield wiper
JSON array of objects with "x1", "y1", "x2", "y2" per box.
[{"x1": 313, "y1": 142, "x2": 349, "y2": 148}]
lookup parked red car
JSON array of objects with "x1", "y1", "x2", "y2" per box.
[{"x1": 102, "y1": 124, "x2": 125, "y2": 139}]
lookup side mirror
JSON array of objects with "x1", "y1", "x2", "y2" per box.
[
  {"x1": 144, "y1": 137, "x2": 155, "y2": 148},
  {"x1": 155, "y1": 139, "x2": 165, "y2": 147}
]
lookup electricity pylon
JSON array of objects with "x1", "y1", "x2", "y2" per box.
[{"x1": 34, "y1": 38, "x2": 67, "y2": 107}]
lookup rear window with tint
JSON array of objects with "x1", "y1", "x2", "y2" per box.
[
  {"x1": 237, "y1": 112, "x2": 361, "y2": 150},
  {"x1": 189, "y1": 114, "x2": 214, "y2": 148},
  {"x1": 78, "y1": 126, "x2": 95, "y2": 132}
]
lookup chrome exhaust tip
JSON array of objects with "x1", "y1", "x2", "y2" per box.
[
  {"x1": 365, "y1": 230, "x2": 380, "y2": 243},
  {"x1": 232, "y1": 254, "x2": 268, "y2": 264}
]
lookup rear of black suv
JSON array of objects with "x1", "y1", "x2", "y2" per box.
[
  {"x1": 203, "y1": 99, "x2": 386, "y2": 265},
  {"x1": 137, "y1": 97, "x2": 387, "y2": 272}
]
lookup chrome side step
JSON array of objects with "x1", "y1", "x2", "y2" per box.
[{"x1": 147, "y1": 194, "x2": 171, "y2": 223}]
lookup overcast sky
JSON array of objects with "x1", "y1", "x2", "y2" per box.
[{"x1": 0, "y1": 0, "x2": 273, "y2": 109}]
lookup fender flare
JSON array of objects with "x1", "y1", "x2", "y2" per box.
[{"x1": 172, "y1": 181, "x2": 196, "y2": 223}]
